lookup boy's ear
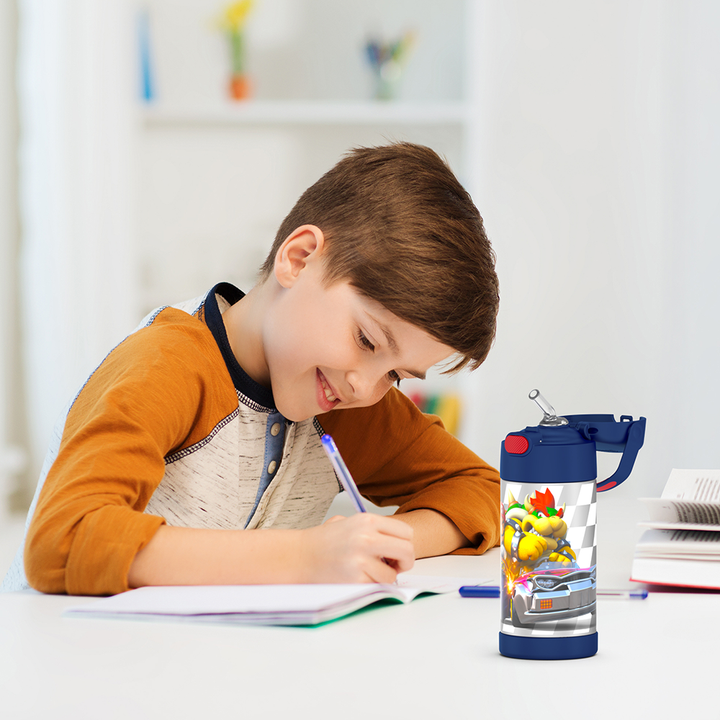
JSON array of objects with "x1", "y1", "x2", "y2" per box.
[{"x1": 274, "y1": 225, "x2": 325, "y2": 288}]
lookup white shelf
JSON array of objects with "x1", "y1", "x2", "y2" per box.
[{"x1": 141, "y1": 100, "x2": 470, "y2": 127}]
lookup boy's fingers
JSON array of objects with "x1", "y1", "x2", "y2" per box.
[
  {"x1": 371, "y1": 533, "x2": 415, "y2": 571},
  {"x1": 307, "y1": 513, "x2": 415, "y2": 583},
  {"x1": 364, "y1": 559, "x2": 401, "y2": 585},
  {"x1": 371, "y1": 514, "x2": 414, "y2": 540},
  {"x1": 349, "y1": 515, "x2": 415, "y2": 571}
]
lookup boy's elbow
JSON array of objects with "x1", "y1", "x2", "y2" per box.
[{"x1": 24, "y1": 525, "x2": 69, "y2": 595}]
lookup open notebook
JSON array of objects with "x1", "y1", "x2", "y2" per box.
[{"x1": 64, "y1": 575, "x2": 491, "y2": 627}]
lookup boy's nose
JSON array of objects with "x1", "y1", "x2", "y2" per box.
[{"x1": 346, "y1": 369, "x2": 381, "y2": 403}]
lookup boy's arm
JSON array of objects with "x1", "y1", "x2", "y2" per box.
[
  {"x1": 23, "y1": 318, "x2": 219, "y2": 596},
  {"x1": 127, "y1": 513, "x2": 415, "y2": 588},
  {"x1": 388, "y1": 509, "x2": 471, "y2": 558},
  {"x1": 318, "y1": 388, "x2": 501, "y2": 558}
]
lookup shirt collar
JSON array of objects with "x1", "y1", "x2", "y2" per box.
[{"x1": 203, "y1": 282, "x2": 277, "y2": 411}]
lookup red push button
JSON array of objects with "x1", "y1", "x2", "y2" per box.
[{"x1": 505, "y1": 434, "x2": 529, "y2": 454}]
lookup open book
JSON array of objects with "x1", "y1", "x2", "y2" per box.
[
  {"x1": 631, "y1": 469, "x2": 720, "y2": 589},
  {"x1": 64, "y1": 575, "x2": 489, "y2": 627}
]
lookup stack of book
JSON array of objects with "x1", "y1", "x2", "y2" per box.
[{"x1": 631, "y1": 469, "x2": 720, "y2": 589}]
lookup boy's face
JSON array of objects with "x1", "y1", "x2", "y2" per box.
[{"x1": 260, "y1": 233, "x2": 454, "y2": 422}]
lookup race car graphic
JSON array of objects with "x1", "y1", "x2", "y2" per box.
[{"x1": 502, "y1": 488, "x2": 596, "y2": 626}]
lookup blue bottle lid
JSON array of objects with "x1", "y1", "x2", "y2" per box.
[
  {"x1": 500, "y1": 405, "x2": 646, "y2": 490},
  {"x1": 500, "y1": 424, "x2": 597, "y2": 485}
]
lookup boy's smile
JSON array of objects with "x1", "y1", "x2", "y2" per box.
[
  {"x1": 317, "y1": 369, "x2": 340, "y2": 411},
  {"x1": 223, "y1": 226, "x2": 454, "y2": 422}
]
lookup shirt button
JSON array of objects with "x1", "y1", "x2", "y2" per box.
[
  {"x1": 267, "y1": 460, "x2": 277, "y2": 474},
  {"x1": 270, "y1": 423, "x2": 282, "y2": 437}
]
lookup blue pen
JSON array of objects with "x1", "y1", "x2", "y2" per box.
[
  {"x1": 459, "y1": 586, "x2": 649, "y2": 600},
  {"x1": 597, "y1": 589, "x2": 649, "y2": 600},
  {"x1": 322, "y1": 433, "x2": 394, "y2": 572},
  {"x1": 321, "y1": 434, "x2": 367, "y2": 513},
  {"x1": 459, "y1": 585, "x2": 500, "y2": 598}
]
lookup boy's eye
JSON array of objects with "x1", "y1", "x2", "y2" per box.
[
  {"x1": 357, "y1": 331, "x2": 401, "y2": 386},
  {"x1": 357, "y1": 331, "x2": 375, "y2": 351}
]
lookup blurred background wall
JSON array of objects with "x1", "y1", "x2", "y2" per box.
[
  {"x1": 0, "y1": 0, "x2": 25, "y2": 516},
  {"x1": 1, "y1": 0, "x2": 719, "y2": 515},
  {"x1": 467, "y1": 1, "x2": 720, "y2": 498}
]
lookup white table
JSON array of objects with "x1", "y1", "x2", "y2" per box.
[{"x1": 1, "y1": 493, "x2": 717, "y2": 719}]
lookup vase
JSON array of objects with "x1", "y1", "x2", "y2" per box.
[{"x1": 229, "y1": 74, "x2": 251, "y2": 101}]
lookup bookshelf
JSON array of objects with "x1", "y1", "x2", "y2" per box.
[
  {"x1": 135, "y1": 0, "x2": 477, "y2": 309},
  {"x1": 141, "y1": 100, "x2": 470, "y2": 127}
]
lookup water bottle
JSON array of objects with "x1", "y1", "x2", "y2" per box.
[{"x1": 499, "y1": 390, "x2": 646, "y2": 660}]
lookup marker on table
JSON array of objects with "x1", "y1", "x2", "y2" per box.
[
  {"x1": 459, "y1": 586, "x2": 649, "y2": 600},
  {"x1": 597, "y1": 589, "x2": 649, "y2": 600},
  {"x1": 321, "y1": 434, "x2": 367, "y2": 513},
  {"x1": 458, "y1": 585, "x2": 501, "y2": 598}
]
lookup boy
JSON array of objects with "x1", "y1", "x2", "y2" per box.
[{"x1": 2, "y1": 142, "x2": 500, "y2": 596}]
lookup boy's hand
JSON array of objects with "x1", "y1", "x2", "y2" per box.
[
  {"x1": 128, "y1": 515, "x2": 414, "y2": 589},
  {"x1": 300, "y1": 513, "x2": 415, "y2": 584}
]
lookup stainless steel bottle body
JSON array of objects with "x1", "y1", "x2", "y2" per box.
[{"x1": 500, "y1": 479, "x2": 597, "y2": 640}]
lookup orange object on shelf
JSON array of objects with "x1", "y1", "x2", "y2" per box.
[
  {"x1": 405, "y1": 390, "x2": 462, "y2": 436},
  {"x1": 229, "y1": 74, "x2": 251, "y2": 101}
]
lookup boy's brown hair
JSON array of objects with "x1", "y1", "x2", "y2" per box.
[{"x1": 260, "y1": 142, "x2": 499, "y2": 372}]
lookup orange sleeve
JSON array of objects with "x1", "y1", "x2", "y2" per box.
[
  {"x1": 318, "y1": 388, "x2": 501, "y2": 554},
  {"x1": 24, "y1": 311, "x2": 237, "y2": 596}
]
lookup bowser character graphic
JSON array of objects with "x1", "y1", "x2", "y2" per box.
[
  {"x1": 503, "y1": 488, "x2": 575, "y2": 571},
  {"x1": 502, "y1": 488, "x2": 596, "y2": 627}
]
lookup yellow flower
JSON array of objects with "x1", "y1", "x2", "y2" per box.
[{"x1": 219, "y1": 0, "x2": 253, "y2": 33}]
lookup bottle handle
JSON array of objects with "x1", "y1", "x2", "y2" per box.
[
  {"x1": 528, "y1": 393, "x2": 647, "y2": 492},
  {"x1": 567, "y1": 416, "x2": 646, "y2": 492}
]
